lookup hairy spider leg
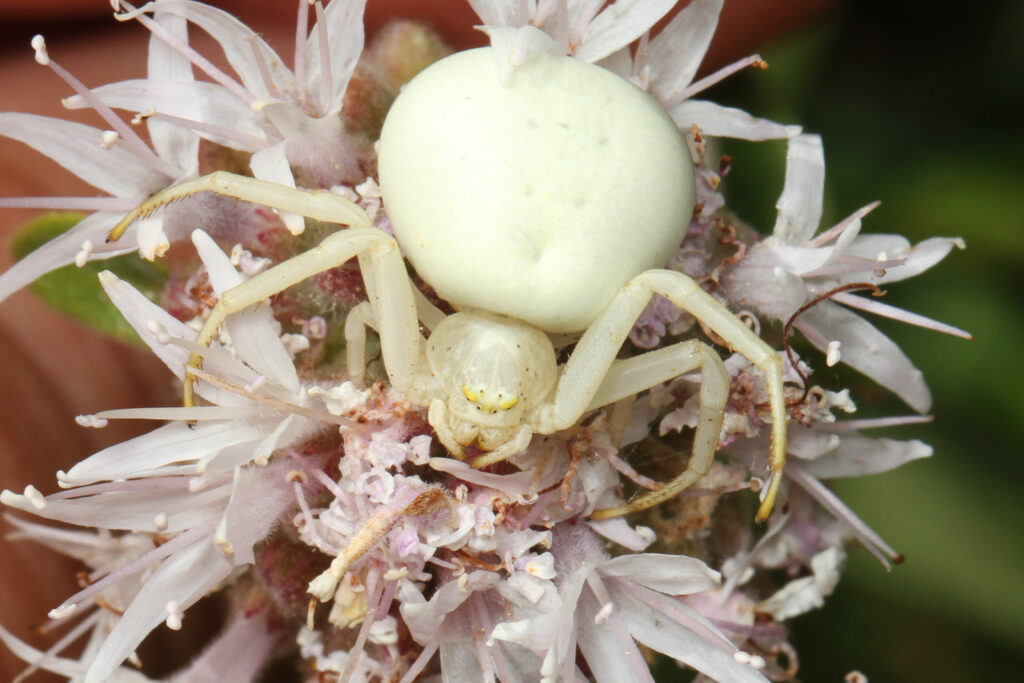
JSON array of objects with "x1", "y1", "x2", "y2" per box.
[
  {"x1": 106, "y1": 172, "x2": 423, "y2": 408},
  {"x1": 535, "y1": 269, "x2": 787, "y2": 522}
]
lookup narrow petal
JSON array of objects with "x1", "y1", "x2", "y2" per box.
[
  {"x1": 169, "y1": 612, "x2": 278, "y2": 683},
  {"x1": 65, "y1": 80, "x2": 268, "y2": 151},
  {"x1": 773, "y1": 134, "x2": 825, "y2": 245},
  {"x1": 144, "y1": 0, "x2": 295, "y2": 101},
  {"x1": 798, "y1": 301, "x2": 932, "y2": 413},
  {"x1": 2, "y1": 484, "x2": 226, "y2": 533},
  {"x1": 192, "y1": 230, "x2": 301, "y2": 394},
  {"x1": 249, "y1": 143, "x2": 305, "y2": 236},
  {"x1": 63, "y1": 419, "x2": 267, "y2": 486},
  {"x1": 575, "y1": 0, "x2": 677, "y2": 63},
  {"x1": 0, "y1": 113, "x2": 169, "y2": 197},
  {"x1": 613, "y1": 583, "x2": 769, "y2": 682},
  {"x1": 147, "y1": 8, "x2": 199, "y2": 173},
  {"x1": 646, "y1": 0, "x2": 723, "y2": 100},
  {"x1": 600, "y1": 554, "x2": 720, "y2": 595},
  {"x1": 468, "y1": 0, "x2": 520, "y2": 25},
  {"x1": 98, "y1": 270, "x2": 247, "y2": 406},
  {"x1": 670, "y1": 100, "x2": 800, "y2": 141},
  {"x1": 84, "y1": 540, "x2": 233, "y2": 683},
  {"x1": 305, "y1": 0, "x2": 368, "y2": 113},
  {"x1": 577, "y1": 589, "x2": 655, "y2": 683},
  {"x1": 799, "y1": 433, "x2": 932, "y2": 479},
  {"x1": 0, "y1": 213, "x2": 134, "y2": 305}
]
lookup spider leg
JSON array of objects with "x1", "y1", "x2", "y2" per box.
[
  {"x1": 109, "y1": 172, "x2": 424, "y2": 407},
  {"x1": 538, "y1": 268, "x2": 787, "y2": 521},
  {"x1": 585, "y1": 340, "x2": 727, "y2": 519}
]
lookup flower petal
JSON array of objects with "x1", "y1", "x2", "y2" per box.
[
  {"x1": 84, "y1": 539, "x2": 233, "y2": 683},
  {"x1": 798, "y1": 301, "x2": 932, "y2": 413},
  {"x1": 576, "y1": 0, "x2": 677, "y2": 64},
  {"x1": 479, "y1": 25, "x2": 562, "y2": 82},
  {"x1": 192, "y1": 230, "x2": 301, "y2": 394},
  {"x1": 773, "y1": 134, "x2": 825, "y2": 245},
  {"x1": 249, "y1": 143, "x2": 306, "y2": 236},
  {"x1": 799, "y1": 433, "x2": 932, "y2": 479},
  {"x1": 646, "y1": 0, "x2": 723, "y2": 100},
  {"x1": 146, "y1": 8, "x2": 199, "y2": 173},
  {"x1": 65, "y1": 80, "x2": 268, "y2": 151},
  {"x1": 670, "y1": 100, "x2": 800, "y2": 141},
  {"x1": 304, "y1": 0, "x2": 367, "y2": 114},
  {"x1": 144, "y1": 0, "x2": 295, "y2": 101},
  {"x1": 468, "y1": 0, "x2": 520, "y2": 25},
  {"x1": 613, "y1": 583, "x2": 769, "y2": 682},
  {"x1": 600, "y1": 553, "x2": 720, "y2": 595},
  {"x1": 63, "y1": 419, "x2": 268, "y2": 485},
  {"x1": 0, "y1": 113, "x2": 169, "y2": 197},
  {"x1": 0, "y1": 212, "x2": 135, "y2": 305}
]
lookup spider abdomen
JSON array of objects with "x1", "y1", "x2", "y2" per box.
[{"x1": 379, "y1": 47, "x2": 695, "y2": 333}]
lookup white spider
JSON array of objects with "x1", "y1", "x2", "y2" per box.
[{"x1": 109, "y1": 48, "x2": 787, "y2": 520}]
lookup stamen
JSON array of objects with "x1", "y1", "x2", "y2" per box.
[
  {"x1": 668, "y1": 54, "x2": 770, "y2": 107},
  {"x1": 816, "y1": 415, "x2": 933, "y2": 432},
  {"x1": 51, "y1": 522, "x2": 214, "y2": 617},
  {"x1": 806, "y1": 201, "x2": 880, "y2": 248},
  {"x1": 294, "y1": 0, "x2": 311, "y2": 105},
  {"x1": 99, "y1": 130, "x2": 119, "y2": 150},
  {"x1": 74, "y1": 240, "x2": 94, "y2": 268},
  {"x1": 832, "y1": 291, "x2": 973, "y2": 339},
  {"x1": 30, "y1": 36, "x2": 178, "y2": 178},
  {"x1": 74, "y1": 414, "x2": 108, "y2": 429},
  {"x1": 118, "y1": 3, "x2": 258, "y2": 106},
  {"x1": 23, "y1": 485, "x2": 46, "y2": 510},
  {"x1": 826, "y1": 340, "x2": 842, "y2": 367},
  {"x1": 0, "y1": 196, "x2": 138, "y2": 211},
  {"x1": 164, "y1": 601, "x2": 184, "y2": 630},
  {"x1": 141, "y1": 110, "x2": 273, "y2": 150},
  {"x1": 247, "y1": 38, "x2": 282, "y2": 101},
  {"x1": 337, "y1": 571, "x2": 383, "y2": 683},
  {"x1": 30, "y1": 35, "x2": 48, "y2": 65},
  {"x1": 398, "y1": 638, "x2": 439, "y2": 683}
]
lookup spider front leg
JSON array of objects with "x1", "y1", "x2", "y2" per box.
[
  {"x1": 107, "y1": 173, "x2": 424, "y2": 406},
  {"x1": 539, "y1": 269, "x2": 787, "y2": 522}
]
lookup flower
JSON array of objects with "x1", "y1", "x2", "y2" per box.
[
  {"x1": 720, "y1": 133, "x2": 969, "y2": 413},
  {"x1": 0, "y1": 1, "x2": 966, "y2": 682}
]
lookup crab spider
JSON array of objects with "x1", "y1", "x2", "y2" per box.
[{"x1": 108, "y1": 48, "x2": 787, "y2": 521}]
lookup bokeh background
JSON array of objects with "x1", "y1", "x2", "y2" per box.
[
  {"x1": 0, "y1": 1, "x2": 1021, "y2": 681},
  {"x1": 712, "y1": 1, "x2": 1024, "y2": 680}
]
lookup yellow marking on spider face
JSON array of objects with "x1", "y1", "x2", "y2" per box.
[{"x1": 461, "y1": 385, "x2": 519, "y2": 412}]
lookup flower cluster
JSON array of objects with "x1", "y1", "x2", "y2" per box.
[{"x1": 0, "y1": 1, "x2": 965, "y2": 682}]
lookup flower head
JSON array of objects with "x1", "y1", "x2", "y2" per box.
[{"x1": 0, "y1": 1, "x2": 966, "y2": 682}]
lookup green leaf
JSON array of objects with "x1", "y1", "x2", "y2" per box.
[{"x1": 10, "y1": 212, "x2": 168, "y2": 345}]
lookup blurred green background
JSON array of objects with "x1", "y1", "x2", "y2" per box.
[{"x1": 712, "y1": 0, "x2": 1024, "y2": 679}]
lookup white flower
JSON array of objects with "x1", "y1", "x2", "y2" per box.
[
  {"x1": 0, "y1": 14, "x2": 198, "y2": 304},
  {"x1": 81, "y1": 0, "x2": 371, "y2": 234},
  {"x1": 473, "y1": 0, "x2": 800, "y2": 141},
  {"x1": 722, "y1": 133, "x2": 968, "y2": 412},
  {"x1": 0, "y1": 233, "x2": 344, "y2": 681}
]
